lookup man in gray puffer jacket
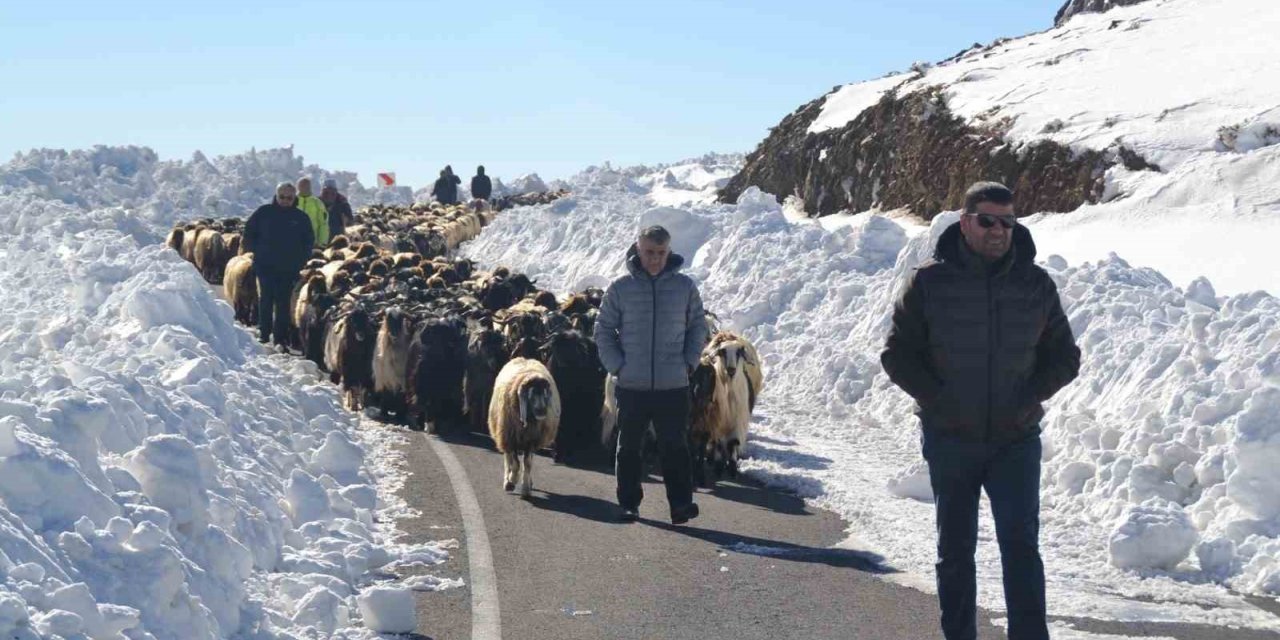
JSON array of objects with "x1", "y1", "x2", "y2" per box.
[{"x1": 596, "y1": 225, "x2": 708, "y2": 524}]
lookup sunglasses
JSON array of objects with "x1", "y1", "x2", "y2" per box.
[{"x1": 966, "y1": 213, "x2": 1017, "y2": 229}]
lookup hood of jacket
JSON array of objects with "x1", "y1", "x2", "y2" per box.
[{"x1": 624, "y1": 243, "x2": 686, "y2": 279}]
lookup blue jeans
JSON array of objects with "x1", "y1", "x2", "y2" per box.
[{"x1": 923, "y1": 431, "x2": 1048, "y2": 640}]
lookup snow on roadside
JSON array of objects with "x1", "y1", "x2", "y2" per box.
[
  {"x1": 0, "y1": 147, "x2": 454, "y2": 639},
  {"x1": 462, "y1": 157, "x2": 1280, "y2": 630}
]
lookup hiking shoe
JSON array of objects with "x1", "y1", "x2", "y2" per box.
[
  {"x1": 617, "y1": 508, "x2": 639, "y2": 523},
  {"x1": 670, "y1": 503, "x2": 699, "y2": 525}
]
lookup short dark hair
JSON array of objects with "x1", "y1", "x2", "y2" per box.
[
  {"x1": 963, "y1": 181, "x2": 1014, "y2": 213},
  {"x1": 638, "y1": 225, "x2": 671, "y2": 245}
]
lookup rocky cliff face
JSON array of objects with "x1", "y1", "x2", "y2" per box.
[
  {"x1": 718, "y1": 85, "x2": 1155, "y2": 220},
  {"x1": 1054, "y1": 0, "x2": 1155, "y2": 26}
]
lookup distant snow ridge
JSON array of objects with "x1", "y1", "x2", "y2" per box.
[
  {"x1": 0, "y1": 145, "x2": 415, "y2": 241},
  {"x1": 0, "y1": 147, "x2": 454, "y2": 639},
  {"x1": 463, "y1": 157, "x2": 1280, "y2": 629}
]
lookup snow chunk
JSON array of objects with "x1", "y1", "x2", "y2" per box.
[
  {"x1": 1108, "y1": 501, "x2": 1198, "y2": 570},
  {"x1": 356, "y1": 585, "x2": 415, "y2": 633},
  {"x1": 886, "y1": 460, "x2": 933, "y2": 502}
]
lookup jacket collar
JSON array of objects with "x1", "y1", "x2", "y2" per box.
[
  {"x1": 625, "y1": 243, "x2": 686, "y2": 280},
  {"x1": 933, "y1": 221, "x2": 1036, "y2": 277}
]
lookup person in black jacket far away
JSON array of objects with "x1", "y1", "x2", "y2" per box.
[
  {"x1": 242, "y1": 181, "x2": 314, "y2": 352},
  {"x1": 470, "y1": 165, "x2": 493, "y2": 201},
  {"x1": 881, "y1": 181, "x2": 1080, "y2": 640},
  {"x1": 431, "y1": 166, "x2": 462, "y2": 206}
]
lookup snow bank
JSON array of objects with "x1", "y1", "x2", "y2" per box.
[
  {"x1": 0, "y1": 147, "x2": 455, "y2": 639},
  {"x1": 462, "y1": 156, "x2": 1280, "y2": 630}
]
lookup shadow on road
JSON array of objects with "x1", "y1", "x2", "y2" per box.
[
  {"x1": 651, "y1": 522, "x2": 897, "y2": 575},
  {"x1": 523, "y1": 491, "x2": 625, "y2": 525},
  {"x1": 705, "y1": 479, "x2": 813, "y2": 517}
]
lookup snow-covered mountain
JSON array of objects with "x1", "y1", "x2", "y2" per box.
[{"x1": 721, "y1": 0, "x2": 1280, "y2": 295}]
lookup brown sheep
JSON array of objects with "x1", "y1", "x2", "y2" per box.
[
  {"x1": 223, "y1": 254, "x2": 258, "y2": 326},
  {"x1": 489, "y1": 358, "x2": 560, "y2": 498}
]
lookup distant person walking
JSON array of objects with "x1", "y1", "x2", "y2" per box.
[
  {"x1": 881, "y1": 182, "x2": 1080, "y2": 640},
  {"x1": 471, "y1": 165, "x2": 493, "y2": 201},
  {"x1": 431, "y1": 168, "x2": 462, "y2": 205},
  {"x1": 595, "y1": 225, "x2": 708, "y2": 525},
  {"x1": 319, "y1": 178, "x2": 353, "y2": 240},
  {"x1": 295, "y1": 177, "x2": 330, "y2": 247},
  {"x1": 242, "y1": 182, "x2": 315, "y2": 351}
]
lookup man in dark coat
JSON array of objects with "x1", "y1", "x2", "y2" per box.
[
  {"x1": 242, "y1": 182, "x2": 315, "y2": 351},
  {"x1": 470, "y1": 165, "x2": 493, "y2": 201},
  {"x1": 881, "y1": 182, "x2": 1080, "y2": 640},
  {"x1": 595, "y1": 225, "x2": 708, "y2": 525},
  {"x1": 431, "y1": 166, "x2": 462, "y2": 205},
  {"x1": 320, "y1": 178, "x2": 354, "y2": 240}
]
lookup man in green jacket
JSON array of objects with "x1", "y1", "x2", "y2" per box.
[{"x1": 296, "y1": 177, "x2": 330, "y2": 247}]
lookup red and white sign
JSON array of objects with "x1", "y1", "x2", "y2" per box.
[{"x1": 377, "y1": 172, "x2": 396, "y2": 187}]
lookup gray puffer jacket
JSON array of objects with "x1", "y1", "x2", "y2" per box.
[{"x1": 595, "y1": 245, "x2": 708, "y2": 391}]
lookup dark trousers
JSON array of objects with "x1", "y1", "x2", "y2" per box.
[
  {"x1": 923, "y1": 431, "x2": 1048, "y2": 640},
  {"x1": 257, "y1": 273, "x2": 296, "y2": 347},
  {"x1": 615, "y1": 387, "x2": 693, "y2": 512}
]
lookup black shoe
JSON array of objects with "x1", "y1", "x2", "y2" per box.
[
  {"x1": 670, "y1": 503, "x2": 699, "y2": 525},
  {"x1": 617, "y1": 508, "x2": 639, "y2": 523},
  {"x1": 258, "y1": 335, "x2": 270, "y2": 344}
]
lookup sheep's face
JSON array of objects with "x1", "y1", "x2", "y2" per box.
[
  {"x1": 519, "y1": 379, "x2": 554, "y2": 425},
  {"x1": 715, "y1": 344, "x2": 745, "y2": 379},
  {"x1": 689, "y1": 362, "x2": 717, "y2": 409},
  {"x1": 384, "y1": 308, "x2": 406, "y2": 337},
  {"x1": 541, "y1": 332, "x2": 588, "y2": 370},
  {"x1": 474, "y1": 331, "x2": 507, "y2": 369}
]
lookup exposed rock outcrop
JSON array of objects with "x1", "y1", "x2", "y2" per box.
[
  {"x1": 1054, "y1": 0, "x2": 1155, "y2": 26},
  {"x1": 718, "y1": 86, "x2": 1155, "y2": 220}
]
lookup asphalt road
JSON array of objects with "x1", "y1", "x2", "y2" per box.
[
  {"x1": 388, "y1": 427, "x2": 1280, "y2": 640},
  {"x1": 393, "y1": 427, "x2": 1005, "y2": 640}
]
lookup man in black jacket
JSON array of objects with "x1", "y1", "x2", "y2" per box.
[
  {"x1": 431, "y1": 166, "x2": 462, "y2": 205},
  {"x1": 320, "y1": 178, "x2": 354, "y2": 240},
  {"x1": 470, "y1": 165, "x2": 493, "y2": 201},
  {"x1": 881, "y1": 182, "x2": 1080, "y2": 640},
  {"x1": 242, "y1": 182, "x2": 315, "y2": 351}
]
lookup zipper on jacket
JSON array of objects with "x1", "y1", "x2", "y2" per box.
[
  {"x1": 650, "y1": 277, "x2": 658, "y2": 391},
  {"x1": 985, "y1": 275, "x2": 995, "y2": 443}
]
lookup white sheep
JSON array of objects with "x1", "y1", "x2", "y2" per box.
[
  {"x1": 371, "y1": 307, "x2": 413, "y2": 422},
  {"x1": 489, "y1": 358, "x2": 561, "y2": 498},
  {"x1": 703, "y1": 331, "x2": 764, "y2": 478}
]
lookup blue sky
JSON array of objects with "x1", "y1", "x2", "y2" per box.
[{"x1": 0, "y1": 1, "x2": 1061, "y2": 188}]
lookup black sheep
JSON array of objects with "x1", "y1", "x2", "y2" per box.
[
  {"x1": 300, "y1": 291, "x2": 338, "y2": 371},
  {"x1": 539, "y1": 330, "x2": 606, "y2": 464},
  {"x1": 326, "y1": 303, "x2": 377, "y2": 411},
  {"x1": 407, "y1": 316, "x2": 468, "y2": 432},
  {"x1": 688, "y1": 361, "x2": 718, "y2": 487},
  {"x1": 464, "y1": 327, "x2": 509, "y2": 434}
]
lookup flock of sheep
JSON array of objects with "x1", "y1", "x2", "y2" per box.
[{"x1": 167, "y1": 193, "x2": 764, "y2": 498}]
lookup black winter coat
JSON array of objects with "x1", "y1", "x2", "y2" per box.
[
  {"x1": 471, "y1": 174, "x2": 492, "y2": 200},
  {"x1": 432, "y1": 175, "x2": 462, "y2": 205},
  {"x1": 322, "y1": 193, "x2": 353, "y2": 239},
  {"x1": 881, "y1": 222, "x2": 1080, "y2": 444},
  {"x1": 242, "y1": 202, "x2": 315, "y2": 279}
]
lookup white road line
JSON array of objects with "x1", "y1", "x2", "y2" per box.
[{"x1": 425, "y1": 434, "x2": 502, "y2": 640}]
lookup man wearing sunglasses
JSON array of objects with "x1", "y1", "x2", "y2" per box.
[
  {"x1": 881, "y1": 182, "x2": 1080, "y2": 640},
  {"x1": 242, "y1": 182, "x2": 315, "y2": 352}
]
